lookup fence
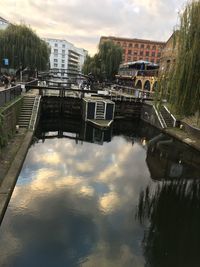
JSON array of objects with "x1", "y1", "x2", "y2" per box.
[{"x1": 0, "y1": 85, "x2": 22, "y2": 107}]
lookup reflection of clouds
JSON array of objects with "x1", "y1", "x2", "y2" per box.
[
  {"x1": 80, "y1": 186, "x2": 95, "y2": 197},
  {"x1": 0, "y1": 135, "x2": 151, "y2": 266},
  {"x1": 98, "y1": 164, "x2": 123, "y2": 183},
  {"x1": 83, "y1": 243, "x2": 144, "y2": 267},
  {"x1": 99, "y1": 192, "x2": 120, "y2": 214},
  {"x1": 75, "y1": 162, "x2": 94, "y2": 173}
]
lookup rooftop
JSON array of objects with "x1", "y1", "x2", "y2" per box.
[{"x1": 101, "y1": 36, "x2": 166, "y2": 45}]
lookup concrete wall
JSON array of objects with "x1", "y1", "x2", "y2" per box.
[
  {"x1": 141, "y1": 102, "x2": 162, "y2": 129},
  {"x1": 0, "y1": 98, "x2": 22, "y2": 147}
]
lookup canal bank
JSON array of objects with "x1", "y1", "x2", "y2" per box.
[{"x1": 0, "y1": 129, "x2": 33, "y2": 224}]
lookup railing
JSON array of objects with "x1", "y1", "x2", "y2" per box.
[
  {"x1": 162, "y1": 105, "x2": 176, "y2": 127},
  {"x1": 0, "y1": 85, "x2": 22, "y2": 107},
  {"x1": 112, "y1": 84, "x2": 154, "y2": 99},
  {"x1": 153, "y1": 105, "x2": 165, "y2": 129},
  {"x1": 29, "y1": 96, "x2": 41, "y2": 131},
  {"x1": 24, "y1": 79, "x2": 38, "y2": 92}
]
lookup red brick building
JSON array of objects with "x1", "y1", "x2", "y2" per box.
[{"x1": 100, "y1": 36, "x2": 165, "y2": 64}]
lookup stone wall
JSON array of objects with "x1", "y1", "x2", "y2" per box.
[
  {"x1": 141, "y1": 102, "x2": 162, "y2": 129},
  {"x1": 0, "y1": 98, "x2": 22, "y2": 147}
]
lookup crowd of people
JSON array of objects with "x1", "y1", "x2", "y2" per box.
[{"x1": 0, "y1": 73, "x2": 16, "y2": 89}]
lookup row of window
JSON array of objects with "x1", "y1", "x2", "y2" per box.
[
  {"x1": 53, "y1": 49, "x2": 66, "y2": 54},
  {"x1": 125, "y1": 50, "x2": 161, "y2": 57},
  {"x1": 54, "y1": 43, "x2": 66, "y2": 48},
  {"x1": 54, "y1": 59, "x2": 65, "y2": 63},
  {"x1": 117, "y1": 41, "x2": 163, "y2": 50},
  {"x1": 54, "y1": 63, "x2": 65, "y2": 68}
]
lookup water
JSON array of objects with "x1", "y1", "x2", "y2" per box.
[{"x1": 0, "y1": 119, "x2": 200, "y2": 267}]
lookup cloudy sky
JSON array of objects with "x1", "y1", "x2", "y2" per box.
[{"x1": 1, "y1": 0, "x2": 186, "y2": 54}]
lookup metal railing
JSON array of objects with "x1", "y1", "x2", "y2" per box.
[
  {"x1": 0, "y1": 85, "x2": 22, "y2": 107},
  {"x1": 112, "y1": 84, "x2": 154, "y2": 99}
]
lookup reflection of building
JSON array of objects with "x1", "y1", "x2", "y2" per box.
[
  {"x1": 43, "y1": 38, "x2": 88, "y2": 76},
  {"x1": 100, "y1": 36, "x2": 165, "y2": 64},
  {"x1": 146, "y1": 134, "x2": 200, "y2": 180},
  {"x1": 35, "y1": 117, "x2": 112, "y2": 145},
  {"x1": 159, "y1": 31, "x2": 179, "y2": 75},
  {"x1": 0, "y1": 16, "x2": 10, "y2": 30}
]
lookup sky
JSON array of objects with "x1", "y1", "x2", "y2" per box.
[{"x1": 1, "y1": 0, "x2": 186, "y2": 55}]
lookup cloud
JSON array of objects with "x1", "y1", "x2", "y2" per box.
[{"x1": 1, "y1": 0, "x2": 186, "y2": 54}]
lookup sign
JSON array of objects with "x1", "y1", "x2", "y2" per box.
[{"x1": 3, "y1": 58, "x2": 9, "y2": 66}]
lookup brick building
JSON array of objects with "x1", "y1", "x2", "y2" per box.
[
  {"x1": 100, "y1": 36, "x2": 165, "y2": 64},
  {"x1": 159, "y1": 32, "x2": 179, "y2": 75}
]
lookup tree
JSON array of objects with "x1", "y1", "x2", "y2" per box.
[
  {"x1": 0, "y1": 24, "x2": 50, "y2": 71},
  {"x1": 82, "y1": 41, "x2": 122, "y2": 81},
  {"x1": 161, "y1": 1, "x2": 200, "y2": 116}
]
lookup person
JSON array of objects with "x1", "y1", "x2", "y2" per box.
[
  {"x1": 10, "y1": 75, "x2": 16, "y2": 87},
  {"x1": 2, "y1": 74, "x2": 10, "y2": 89}
]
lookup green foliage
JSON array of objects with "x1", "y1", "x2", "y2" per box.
[
  {"x1": 161, "y1": 1, "x2": 200, "y2": 116},
  {"x1": 0, "y1": 24, "x2": 50, "y2": 71},
  {"x1": 82, "y1": 40, "x2": 122, "y2": 81}
]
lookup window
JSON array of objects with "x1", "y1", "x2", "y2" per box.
[
  {"x1": 62, "y1": 50, "x2": 65, "y2": 54},
  {"x1": 134, "y1": 44, "x2": 138, "y2": 48},
  {"x1": 62, "y1": 54, "x2": 65, "y2": 58},
  {"x1": 62, "y1": 60, "x2": 65, "y2": 63},
  {"x1": 146, "y1": 51, "x2": 149, "y2": 56},
  {"x1": 54, "y1": 43, "x2": 58, "y2": 47},
  {"x1": 128, "y1": 50, "x2": 132, "y2": 55},
  {"x1": 54, "y1": 59, "x2": 58, "y2": 62},
  {"x1": 54, "y1": 49, "x2": 58, "y2": 53},
  {"x1": 62, "y1": 44, "x2": 65, "y2": 48},
  {"x1": 140, "y1": 51, "x2": 143, "y2": 56},
  {"x1": 157, "y1": 52, "x2": 161, "y2": 57},
  {"x1": 157, "y1": 59, "x2": 160, "y2": 64},
  {"x1": 127, "y1": 56, "x2": 131, "y2": 61},
  {"x1": 54, "y1": 63, "x2": 58, "y2": 67},
  {"x1": 140, "y1": 44, "x2": 144, "y2": 49},
  {"x1": 152, "y1": 45, "x2": 156, "y2": 50},
  {"x1": 128, "y1": 43, "x2": 132, "y2": 47},
  {"x1": 62, "y1": 64, "x2": 65, "y2": 68},
  {"x1": 146, "y1": 45, "x2": 150, "y2": 49},
  {"x1": 151, "y1": 52, "x2": 155, "y2": 57},
  {"x1": 134, "y1": 51, "x2": 137, "y2": 55}
]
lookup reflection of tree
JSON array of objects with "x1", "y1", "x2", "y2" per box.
[{"x1": 136, "y1": 180, "x2": 200, "y2": 267}]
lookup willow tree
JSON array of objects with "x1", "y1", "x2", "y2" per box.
[
  {"x1": 166, "y1": 0, "x2": 200, "y2": 116},
  {"x1": 82, "y1": 41, "x2": 122, "y2": 81},
  {"x1": 0, "y1": 24, "x2": 50, "y2": 71}
]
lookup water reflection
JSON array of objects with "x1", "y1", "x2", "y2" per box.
[
  {"x1": 136, "y1": 180, "x2": 200, "y2": 267},
  {"x1": 0, "y1": 119, "x2": 200, "y2": 267},
  {"x1": 146, "y1": 133, "x2": 200, "y2": 180},
  {"x1": 0, "y1": 120, "x2": 148, "y2": 267}
]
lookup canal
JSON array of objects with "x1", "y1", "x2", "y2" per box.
[{"x1": 0, "y1": 118, "x2": 200, "y2": 267}]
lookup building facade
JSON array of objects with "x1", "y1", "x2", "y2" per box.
[
  {"x1": 44, "y1": 38, "x2": 88, "y2": 76},
  {"x1": 0, "y1": 16, "x2": 10, "y2": 30},
  {"x1": 100, "y1": 36, "x2": 165, "y2": 64},
  {"x1": 159, "y1": 32, "x2": 179, "y2": 75}
]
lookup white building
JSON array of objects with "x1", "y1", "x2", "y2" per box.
[
  {"x1": 43, "y1": 38, "x2": 88, "y2": 77},
  {"x1": 0, "y1": 16, "x2": 10, "y2": 30}
]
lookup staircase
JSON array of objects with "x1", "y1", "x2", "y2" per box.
[
  {"x1": 160, "y1": 106, "x2": 176, "y2": 128},
  {"x1": 95, "y1": 101, "x2": 105, "y2": 120},
  {"x1": 18, "y1": 96, "x2": 36, "y2": 128}
]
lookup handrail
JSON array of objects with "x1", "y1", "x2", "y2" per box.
[
  {"x1": 153, "y1": 105, "x2": 165, "y2": 129},
  {"x1": 163, "y1": 105, "x2": 176, "y2": 127},
  {"x1": 29, "y1": 96, "x2": 41, "y2": 131}
]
